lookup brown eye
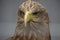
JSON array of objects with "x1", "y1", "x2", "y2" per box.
[
  {"x1": 19, "y1": 10, "x2": 25, "y2": 18},
  {"x1": 33, "y1": 12, "x2": 38, "y2": 15}
]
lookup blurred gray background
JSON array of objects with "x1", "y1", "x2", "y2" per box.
[{"x1": 0, "y1": 0, "x2": 60, "y2": 40}]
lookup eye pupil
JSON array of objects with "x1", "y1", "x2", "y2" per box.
[
  {"x1": 33, "y1": 12, "x2": 38, "y2": 15},
  {"x1": 19, "y1": 10, "x2": 24, "y2": 18}
]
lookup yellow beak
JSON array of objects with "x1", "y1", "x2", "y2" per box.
[{"x1": 24, "y1": 10, "x2": 33, "y2": 27}]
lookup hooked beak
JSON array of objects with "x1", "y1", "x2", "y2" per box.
[{"x1": 24, "y1": 10, "x2": 33, "y2": 27}]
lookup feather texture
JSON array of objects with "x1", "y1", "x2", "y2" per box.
[{"x1": 6, "y1": 0, "x2": 51, "y2": 40}]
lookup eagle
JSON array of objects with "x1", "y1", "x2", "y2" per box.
[{"x1": 7, "y1": 0, "x2": 51, "y2": 40}]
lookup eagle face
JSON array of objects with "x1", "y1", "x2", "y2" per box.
[
  {"x1": 18, "y1": 1, "x2": 48, "y2": 26},
  {"x1": 6, "y1": 1, "x2": 51, "y2": 40},
  {"x1": 15, "y1": 1, "x2": 50, "y2": 40}
]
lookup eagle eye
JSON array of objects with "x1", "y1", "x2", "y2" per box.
[
  {"x1": 33, "y1": 12, "x2": 38, "y2": 15},
  {"x1": 19, "y1": 10, "x2": 25, "y2": 18}
]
